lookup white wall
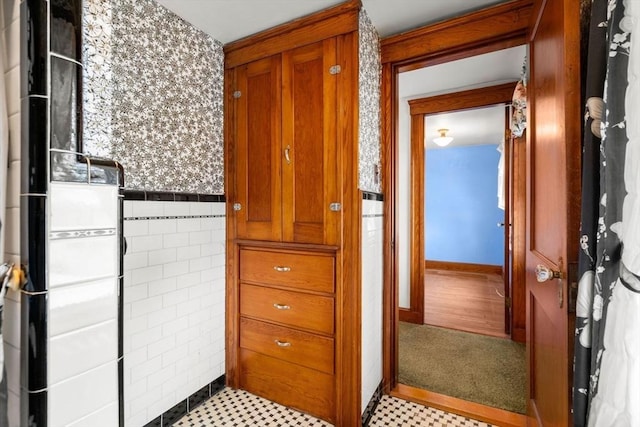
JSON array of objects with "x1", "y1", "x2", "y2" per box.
[
  {"x1": 361, "y1": 199, "x2": 383, "y2": 412},
  {"x1": 398, "y1": 99, "x2": 411, "y2": 308},
  {"x1": 48, "y1": 183, "x2": 120, "y2": 427},
  {"x1": 122, "y1": 200, "x2": 226, "y2": 426},
  {"x1": 2, "y1": 1, "x2": 21, "y2": 425}
]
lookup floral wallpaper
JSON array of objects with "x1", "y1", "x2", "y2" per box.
[
  {"x1": 358, "y1": 10, "x2": 382, "y2": 194},
  {"x1": 83, "y1": 0, "x2": 225, "y2": 194}
]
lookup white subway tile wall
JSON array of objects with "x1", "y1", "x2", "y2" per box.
[
  {"x1": 123, "y1": 200, "x2": 226, "y2": 427},
  {"x1": 2, "y1": 1, "x2": 22, "y2": 425},
  {"x1": 361, "y1": 199, "x2": 384, "y2": 412},
  {"x1": 48, "y1": 183, "x2": 120, "y2": 427}
]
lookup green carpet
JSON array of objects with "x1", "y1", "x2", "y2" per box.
[{"x1": 399, "y1": 322, "x2": 526, "y2": 414}]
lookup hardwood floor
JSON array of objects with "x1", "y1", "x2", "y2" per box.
[{"x1": 424, "y1": 268, "x2": 506, "y2": 338}]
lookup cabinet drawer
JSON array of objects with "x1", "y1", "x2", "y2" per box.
[
  {"x1": 240, "y1": 349, "x2": 335, "y2": 423},
  {"x1": 240, "y1": 284, "x2": 334, "y2": 335},
  {"x1": 239, "y1": 249, "x2": 334, "y2": 293},
  {"x1": 240, "y1": 317, "x2": 333, "y2": 374}
]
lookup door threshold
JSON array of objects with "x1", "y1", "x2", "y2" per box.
[{"x1": 390, "y1": 384, "x2": 526, "y2": 427}]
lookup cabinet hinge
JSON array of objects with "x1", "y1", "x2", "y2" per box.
[
  {"x1": 329, "y1": 65, "x2": 341, "y2": 75},
  {"x1": 505, "y1": 297, "x2": 512, "y2": 309},
  {"x1": 233, "y1": 90, "x2": 241, "y2": 99}
]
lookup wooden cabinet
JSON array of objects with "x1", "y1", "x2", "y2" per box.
[
  {"x1": 238, "y1": 246, "x2": 336, "y2": 422},
  {"x1": 225, "y1": 3, "x2": 361, "y2": 425},
  {"x1": 234, "y1": 40, "x2": 339, "y2": 246}
]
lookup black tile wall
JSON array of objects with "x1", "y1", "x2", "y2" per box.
[
  {"x1": 20, "y1": 197, "x2": 47, "y2": 294},
  {"x1": 50, "y1": 0, "x2": 82, "y2": 60},
  {"x1": 21, "y1": 293, "x2": 48, "y2": 392},
  {"x1": 162, "y1": 400, "x2": 188, "y2": 427},
  {"x1": 21, "y1": 97, "x2": 48, "y2": 194},
  {"x1": 24, "y1": 390, "x2": 47, "y2": 427},
  {"x1": 21, "y1": 0, "x2": 48, "y2": 97},
  {"x1": 122, "y1": 190, "x2": 225, "y2": 203},
  {"x1": 188, "y1": 385, "x2": 209, "y2": 411},
  {"x1": 362, "y1": 381, "x2": 383, "y2": 427},
  {"x1": 50, "y1": 56, "x2": 82, "y2": 152}
]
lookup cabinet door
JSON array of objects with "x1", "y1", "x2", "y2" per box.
[
  {"x1": 282, "y1": 39, "x2": 339, "y2": 245},
  {"x1": 235, "y1": 55, "x2": 282, "y2": 241}
]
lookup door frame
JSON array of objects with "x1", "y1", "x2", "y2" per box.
[
  {"x1": 380, "y1": 0, "x2": 533, "y2": 424},
  {"x1": 401, "y1": 83, "x2": 518, "y2": 327}
]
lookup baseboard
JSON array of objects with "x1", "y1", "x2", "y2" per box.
[
  {"x1": 362, "y1": 381, "x2": 383, "y2": 426},
  {"x1": 143, "y1": 374, "x2": 226, "y2": 427},
  {"x1": 399, "y1": 308, "x2": 423, "y2": 324},
  {"x1": 391, "y1": 383, "x2": 526, "y2": 427},
  {"x1": 425, "y1": 260, "x2": 503, "y2": 276}
]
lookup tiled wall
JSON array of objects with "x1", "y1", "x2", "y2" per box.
[
  {"x1": 84, "y1": 0, "x2": 225, "y2": 194},
  {"x1": 48, "y1": 182, "x2": 120, "y2": 426},
  {"x1": 361, "y1": 196, "x2": 384, "y2": 412},
  {"x1": 358, "y1": 10, "x2": 382, "y2": 194},
  {"x1": 2, "y1": 0, "x2": 21, "y2": 425},
  {"x1": 122, "y1": 199, "x2": 226, "y2": 426}
]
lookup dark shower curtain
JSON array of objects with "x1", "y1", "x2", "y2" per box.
[{"x1": 573, "y1": 0, "x2": 636, "y2": 425}]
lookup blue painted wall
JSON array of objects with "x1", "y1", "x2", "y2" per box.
[{"x1": 425, "y1": 144, "x2": 504, "y2": 266}]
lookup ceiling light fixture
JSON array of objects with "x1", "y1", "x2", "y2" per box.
[{"x1": 433, "y1": 128, "x2": 453, "y2": 147}]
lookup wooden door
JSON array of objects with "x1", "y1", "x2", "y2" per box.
[
  {"x1": 526, "y1": 0, "x2": 580, "y2": 425},
  {"x1": 282, "y1": 39, "x2": 339, "y2": 245},
  {"x1": 235, "y1": 55, "x2": 283, "y2": 241}
]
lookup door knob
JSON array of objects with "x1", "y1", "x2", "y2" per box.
[{"x1": 535, "y1": 264, "x2": 562, "y2": 282}]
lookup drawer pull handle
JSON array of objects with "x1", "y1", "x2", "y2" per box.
[
  {"x1": 273, "y1": 303, "x2": 291, "y2": 310},
  {"x1": 274, "y1": 340, "x2": 291, "y2": 347},
  {"x1": 273, "y1": 266, "x2": 291, "y2": 272}
]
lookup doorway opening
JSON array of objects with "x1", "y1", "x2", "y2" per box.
[{"x1": 380, "y1": 3, "x2": 533, "y2": 424}]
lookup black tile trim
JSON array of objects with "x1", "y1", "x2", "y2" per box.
[
  {"x1": 362, "y1": 191, "x2": 384, "y2": 201},
  {"x1": 122, "y1": 190, "x2": 225, "y2": 203},
  {"x1": 118, "y1": 193, "x2": 125, "y2": 427},
  {"x1": 124, "y1": 215, "x2": 225, "y2": 221},
  {"x1": 21, "y1": 292, "x2": 47, "y2": 393},
  {"x1": 143, "y1": 375, "x2": 226, "y2": 427},
  {"x1": 22, "y1": 389, "x2": 47, "y2": 427},
  {"x1": 362, "y1": 381, "x2": 383, "y2": 427}
]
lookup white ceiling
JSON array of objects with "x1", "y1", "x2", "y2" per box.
[
  {"x1": 155, "y1": 0, "x2": 510, "y2": 44},
  {"x1": 424, "y1": 105, "x2": 506, "y2": 151}
]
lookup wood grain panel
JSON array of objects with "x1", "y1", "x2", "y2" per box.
[
  {"x1": 224, "y1": 2, "x2": 358, "y2": 69},
  {"x1": 224, "y1": 66, "x2": 240, "y2": 387},
  {"x1": 235, "y1": 56, "x2": 282, "y2": 241},
  {"x1": 381, "y1": 0, "x2": 532, "y2": 65},
  {"x1": 240, "y1": 317, "x2": 334, "y2": 374},
  {"x1": 239, "y1": 248, "x2": 334, "y2": 293},
  {"x1": 240, "y1": 284, "x2": 334, "y2": 335},
  {"x1": 526, "y1": 0, "x2": 581, "y2": 424},
  {"x1": 512, "y1": 136, "x2": 527, "y2": 343},
  {"x1": 282, "y1": 39, "x2": 339, "y2": 245},
  {"x1": 334, "y1": 31, "x2": 362, "y2": 427},
  {"x1": 409, "y1": 82, "x2": 517, "y2": 116},
  {"x1": 240, "y1": 349, "x2": 335, "y2": 422}
]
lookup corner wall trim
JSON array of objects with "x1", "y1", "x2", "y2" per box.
[
  {"x1": 142, "y1": 375, "x2": 226, "y2": 427},
  {"x1": 362, "y1": 381, "x2": 383, "y2": 426}
]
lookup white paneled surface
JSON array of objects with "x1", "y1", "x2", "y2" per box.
[
  {"x1": 47, "y1": 182, "x2": 120, "y2": 427},
  {"x1": 361, "y1": 199, "x2": 384, "y2": 412},
  {"x1": 48, "y1": 361, "x2": 119, "y2": 427},
  {"x1": 2, "y1": 1, "x2": 22, "y2": 425},
  {"x1": 123, "y1": 200, "x2": 226, "y2": 427}
]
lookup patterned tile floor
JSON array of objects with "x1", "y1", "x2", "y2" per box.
[{"x1": 173, "y1": 388, "x2": 494, "y2": 427}]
